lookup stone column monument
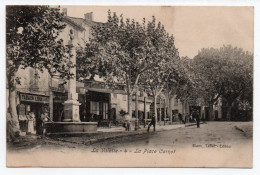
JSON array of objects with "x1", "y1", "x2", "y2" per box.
[{"x1": 63, "y1": 29, "x2": 81, "y2": 122}]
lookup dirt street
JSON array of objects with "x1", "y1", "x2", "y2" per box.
[
  {"x1": 7, "y1": 122, "x2": 253, "y2": 167},
  {"x1": 90, "y1": 122, "x2": 252, "y2": 149}
]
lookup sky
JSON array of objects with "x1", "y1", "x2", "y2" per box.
[{"x1": 61, "y1": 6, "x2": 254, "y2": 58}]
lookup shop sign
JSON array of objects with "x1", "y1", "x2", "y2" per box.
[
  {"x1": 51, "y1": 86, "x2": 65, "y2": 93},
  {"x1": 20, "y1": 93, "x2": 49, "y2": 103},
  {"x1": 54, "y1": 95, "x2": 68, "y2": 103}
]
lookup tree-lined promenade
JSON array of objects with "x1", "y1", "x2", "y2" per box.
[{"x1": 6, "y1": 6, "x2": 253, "y2": 137}]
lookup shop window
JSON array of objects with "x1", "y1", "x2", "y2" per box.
[
  {"x1": 90, "y1": 101, "x2": 109, "y2": 120},
  {"x1": 90, "y1": 101, "x2": 99, "y2": 115},
  {"x1": 103, "y1": 103, "x2": 108, "y2": 119}
]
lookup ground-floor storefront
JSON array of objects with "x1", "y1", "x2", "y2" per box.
[
  {"x1": 85, "y1": 90, "x2": 111, "y2": 125},
  {"x1": 14, "y1": 87, "x2": 155, "y2": 132},
  {"x1": 17, "y1": 92, "x2": 49, "y2": 135}
]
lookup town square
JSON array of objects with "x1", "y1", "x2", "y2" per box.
[{"x1": 5, "y1": 5, "x2": 253, "y2": 168}]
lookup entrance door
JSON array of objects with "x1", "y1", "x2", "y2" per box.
[
  {"x1": 30, "y1": 103, "x2": 42, "y2": 135},
  {"x1": 53, "y1": 103, "x2": 63, "y2": 122},
  {"x1": 205, "y1": 107, "x2": 210, "y2": 121},
  {"x1": 215, "y1": 110, "x2": 218, "y2": 120}
]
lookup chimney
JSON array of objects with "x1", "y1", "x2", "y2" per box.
[
  {"x1": 62, "y1": 8, "x2": 67, "y2": 16},
  {"x1": 84, "y1": 12, "x2": 93, "y2": 21}
]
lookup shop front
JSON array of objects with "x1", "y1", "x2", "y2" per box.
[
  {"x1": 53, "y1": 92, "x2": 68, "y2": 122},
  {"x1": 85, "y1": 90, "x2": 111, "y2": 126},
  {"x1": 17, "y1": 92, "x2": 49, "y2": 135}
]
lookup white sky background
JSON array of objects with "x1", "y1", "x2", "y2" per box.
[{"x1": 62, "y1": 6, "x2": 254, "y2": 58}]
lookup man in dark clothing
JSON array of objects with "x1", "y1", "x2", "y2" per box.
[
  {"x1": 192, "y1": 110, "x2": 200, "y2": 128},
  {"x1": 147, "y1": 114, "x2": 156, "y2": 132},
  {"x1": 178, "y1": 113, "x2": 183, "y2": 124}
]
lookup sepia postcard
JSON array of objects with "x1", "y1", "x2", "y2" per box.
[{"x1": 6, "y1": 5, "x2": 253, "y2": 168}]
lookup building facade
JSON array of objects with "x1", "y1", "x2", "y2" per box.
[{"x1": 8, "y1": 10, "x2": 155, "y2": 134}]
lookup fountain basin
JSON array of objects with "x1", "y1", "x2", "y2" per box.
[{"x1": 45, "y1": 122, "x2": 98, "y2": 134}]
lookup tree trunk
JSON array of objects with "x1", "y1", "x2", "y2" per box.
[
  {"x1": 159, "y1": 97, "x2": 161, "y2": 125},
  {"x1": 153, "y1": 95, "x2": 158, "y2": 124},
  {"x1": 127, "y1": 93, "x2": 132, "y2": 118},
  {"x1": 168, "y1": 95, "x2": 172, "y2": 123},
  {"x1": 135, "y1": 93, "x2": 138, "y2": 119},
  {"x1": 226, "y1": 101, "x2": 233, "y2": 121},
  {"x1": 226, "y1": 106, "x2": 232, "y2": 121},
  {"x1": 209, "y1": 102, "x2": 214, "y2": 121},
  {"x1": 8, "y1": 86, "x2": 20, "y2": 130},
  {"x1": 182, "y1": 100, "x2": 185, "y2": 115},
  {"x1": 164, "y1": 99, "x2": 166, "y2": 121},
  {"x1": 183, "y1": 100, "x2": 186, "y2": 116},
  {"x1": 49, "y1": 76, "x2": 53, "y2": 121}
]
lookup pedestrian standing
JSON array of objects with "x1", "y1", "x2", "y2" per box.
[
  {"x1": 27, "y1": 112, "x2": 35, "y2": 134},
  {"x1": 192, "y1": 110, "x2": 200, "y2": 128},
  {"x1": 147, "y1": 114, "x2": 156, "y2": 132},
  {"x1": 124, "y1": 113, "x2": 131, "y2": 131},
  {"x1": 41, "y1": 110, "x2": 50, "y2": 135},
  {"x1": 178, "y1": 113, "x2": 183, "y2": 124}
]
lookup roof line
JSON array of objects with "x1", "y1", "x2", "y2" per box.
[{"x1": 63, "y1": 16, "x2": 85, "y2": 31}]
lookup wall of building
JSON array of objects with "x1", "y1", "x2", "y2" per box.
[
  {"x1": 16, "y1": 67, "x2": 50, "y2": 96},
  {"x1": 163, "y1": 95, "x2": 186, "y2": 115},
  {"x1": 58, "y1": 20, "x2": 88, "y2": 47},
  {"x1": 111, "y1": 93, "x2": 128, "y2": 121}
]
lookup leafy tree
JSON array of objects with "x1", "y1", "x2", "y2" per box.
[
  {"x1": 6, "y1": 6, "x2": 70, "y2": 132},
  {"x1": 165, "y1": 56, "x2": 195, "y2": 122},
  {"x1": 139, "y1": 20, "x2": 179, "y2": 122},
  {"x1": 193, "y1": 47, "x2": 226, "y2": 119},
  {"x1": 141, "y1": 58, "x2": 173, "y2": 123},
  {"x1": 78, "y1": 11, "x2": 178, "y2": 118},
  {"x1": 174, "y1": 57, "x2": 196, "y2": 116},
  {"x1": 193, "y1": 45, "x2": 253, "y2": 120},
  {"x1": 217, "y1": 45, "x2": 253, "y2": 120}
]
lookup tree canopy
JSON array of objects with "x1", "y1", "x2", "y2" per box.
[
  {"x1": 77, "y1": 10, "x2": 179, "y2": 117},
  {"x1": 6, "y1": 5, "x2": 71, "y2": 130},
  {"x1": 193, "y1": 45, "x2": 253, "y2": 119},
  {"x1": 6, "y1": 5, "x2": 71, "y2": 88}
]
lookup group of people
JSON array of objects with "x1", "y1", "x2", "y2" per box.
[
  {"x1": 177, "y1": 111, "x2": 200, "y2": 127},
  {"x1": 122, "y1": 110, "x2": 201, "y2": 132},
  {"x1": 6, "y1": 107, "x2": 51, "y2": 141},
  {"x1": 25, "y1": 109, "x2": 51, "y2": 135},
  {"x1": 178, "y1": 111, "x2": 200, "y2": 128},
  {"x1": 122, "y1": 113, "x2": 156, "y2": 132}
]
